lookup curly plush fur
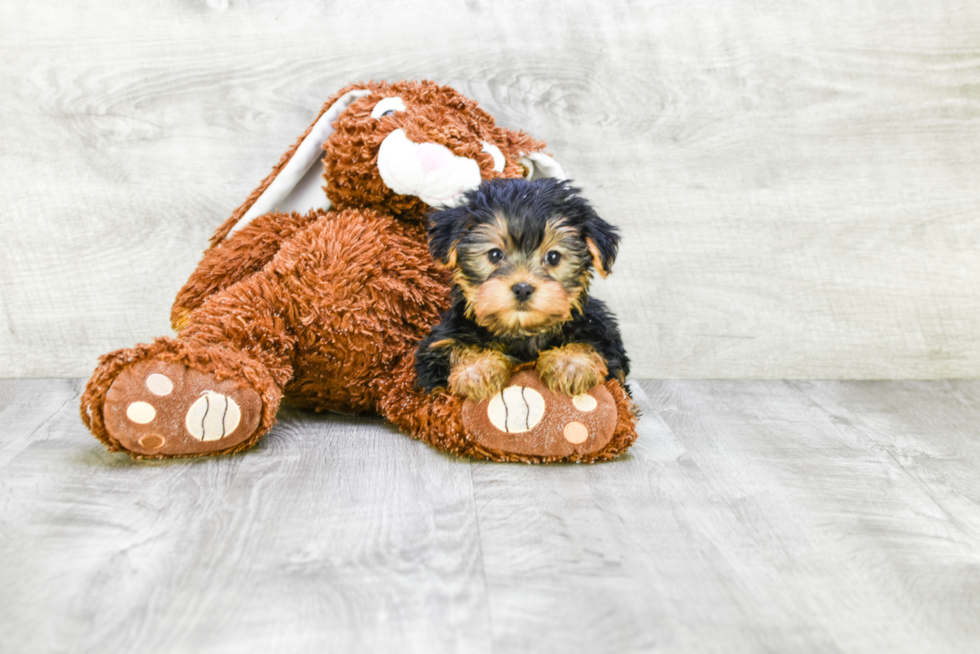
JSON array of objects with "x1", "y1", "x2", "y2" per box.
[{"x1": 80, "y1": 80, "x2": 637, "y2": 462}]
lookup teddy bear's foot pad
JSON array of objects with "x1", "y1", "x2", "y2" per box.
[
  {"x1": 461, "y1": 369, "x2": 617, "y2": 459},
  {"x1": 103, "y1": 360, "x2": 263, "y2": 456}
]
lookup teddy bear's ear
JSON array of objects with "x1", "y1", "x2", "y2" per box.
[
  {"x1": 218, "y1": 87, "x2": 371, "y2": 241},
  {"x1": 519, "y1": 151, "x2": 566, "y2": 181}
]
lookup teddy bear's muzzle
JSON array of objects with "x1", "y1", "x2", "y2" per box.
[{"x1": 377, "y1": 128, "x2": 484, "y2": 208}]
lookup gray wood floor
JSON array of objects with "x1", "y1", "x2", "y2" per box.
[{"x1": 2, "y1": 378, "x2": 979, "y2": 653}]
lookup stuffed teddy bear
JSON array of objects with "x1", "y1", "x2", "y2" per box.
[{"x1": 79, "y1": 80, "x2": 638, "y2": 463}]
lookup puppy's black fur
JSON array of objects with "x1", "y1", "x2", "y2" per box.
[{"x1": 415, "y1": 177, "x2": 630, "y2": 393}]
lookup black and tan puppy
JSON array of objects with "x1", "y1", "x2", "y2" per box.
[{"x1": 415, "y1": 178, "x2": 629, "y2": 401}]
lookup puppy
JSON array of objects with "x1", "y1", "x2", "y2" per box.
[{"x1": 415, "y1": 177, "x2": 629, "y2": 401}]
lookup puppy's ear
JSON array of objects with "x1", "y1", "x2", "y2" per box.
[
  {"x1": 427, "y1": 206, "x2": 470, "y2": 268},
  {"x1": 544, "y1": 178, "x2": 619, "y2": 278},
  {"x1": 583, "y1": 216, "x2": 619, "y2": 279}
]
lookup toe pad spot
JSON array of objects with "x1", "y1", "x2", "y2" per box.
[
  {"x1": 572, "y1": 393, "x2": 598, "y2": 412},
  {"x1": 126, "y1": 401, "x2": 156, "y2": 424},
  {"x1": 563, "y1": 421, "x2": 589, "y2": 444},
  {"x1": 145, "y1": 373, "x2": 174, "y2": 396},
  {"x1": 138, "y1": 434, "x2": 166, "y2": 450}
]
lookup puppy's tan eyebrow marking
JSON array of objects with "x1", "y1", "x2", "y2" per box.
[
  {"x1": 487, "y1": 212, "x2": 513, "y2": 250},
  {"x1": 468, "y1": 214, "x2": 507, "y2": 245},
  {"x1": 428, "y1": 338, "x2": 456, "y2": 349},
  {"x1": 538, "y1": 219, "x2": 578, "y2": 257}
]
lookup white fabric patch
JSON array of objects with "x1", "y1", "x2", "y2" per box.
[
  {"x1": 126, "y1": 401, "x2": 156, "y2": 424},
  {"x1": 377, "y1": 129, "x2": 482, "y2": 208},
  {"x1": 229, "y1": 88, "x2": 371, "y2": 237},
  {"x1": 185, "y1": 391, "x2": 242, "y2": 441},
  {"x1": 572, "y1": 393, "x2": 598, "y2": 412},
  {"x1": 481, "y1": 141, "x2": 506, "y2": 173},
  {"x1": 486, "y1": 386, "x2": 545, "y2": 433},
  {"x1": 520, "y1": 151, "x2": 566, "y2": 181},
  {"x1": 371, "y1": 96, "x2": 406, "y2": 119},
  {"x1": 145, "y1": 373, "x2": 173, "y2": 396}
]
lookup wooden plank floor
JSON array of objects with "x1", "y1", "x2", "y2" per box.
[{"x1": 2, "y1": 379, "x2": 979, "y2": 653}]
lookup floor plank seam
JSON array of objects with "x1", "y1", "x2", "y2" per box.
[
  {"x1": 468, "y1": 461, "x2": 496, "y2": 653},
  {"x1": 1, "y1": 389, "x2": 79, "y2": 468},
  {"x1": 790, "y1": 381, "x2": 980, "y2": 548}
]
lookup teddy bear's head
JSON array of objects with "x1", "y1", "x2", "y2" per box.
[
  {"x1": 221, "y1": 80, "x2": 565, "y2": 240},
  {"x1": 321, "y1": 80, "x2": 559, "y2": 219}
]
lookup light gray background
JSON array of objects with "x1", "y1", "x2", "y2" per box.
[{"x1": 2, "y1": 0, "x2": 978, "y2": 379}]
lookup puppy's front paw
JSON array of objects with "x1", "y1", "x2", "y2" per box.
[
  {"x1": 537, "y1": 344, "x2": 609, "y2": 396},
  {"x1": 449, "y1": 347, "x2": 514, "y2": 401}
]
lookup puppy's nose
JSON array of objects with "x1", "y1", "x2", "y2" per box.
[{"x1": 511, "y1": 283, "x2": 535, "y2": 302}]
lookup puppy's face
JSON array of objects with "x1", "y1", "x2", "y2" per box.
[
  {"x1": 429, "y1": 178, "x2": 620, "y2": 338},
  {"x1": 455, "y1": 213, "x2": 588, "y2": 336}
]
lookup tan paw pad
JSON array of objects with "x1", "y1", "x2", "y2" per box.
[
  {"x1": 104, "y1": 359, "x2": 263, "y2": 456},
  {"x1": 462, "y1": 369, "x2": 617, "y2": 458}
]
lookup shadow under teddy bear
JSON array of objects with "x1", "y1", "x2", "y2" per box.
[{"x1": 79, "y1": 80, "x2": 637, "y2": 463}]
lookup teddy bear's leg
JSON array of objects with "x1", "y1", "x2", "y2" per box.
[
  {"x1": 170, "y1": 210, "x2": 317, "y2": 331},
  {"x1": 380, "y1": 358, "x2": 638, "y2": 464},
  {"x1": 81, "y1": 274, "x2": 295, "y2": 458}
]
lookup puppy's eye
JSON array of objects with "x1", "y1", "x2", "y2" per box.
[
  {"x1": 545, "y1": 250, "x2": 562, "y2": 266},
  {"x1": 381, "y1": 110, "x2": 395, "y2": 117},
  {"x1": 488, "y1": 249, "x2": 504, "y2": 264}
]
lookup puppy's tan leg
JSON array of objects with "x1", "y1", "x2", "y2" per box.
[
  {"x1": 537, "y1": 343, "x2": 609, "y2": 396},
  {"x1": 449, "y1": 346, "x2": 514, "y2": 401}
]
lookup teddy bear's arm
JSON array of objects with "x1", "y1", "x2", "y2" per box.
[{"x1": 170, "y1": 209, "x2": 320, "y2": 331}]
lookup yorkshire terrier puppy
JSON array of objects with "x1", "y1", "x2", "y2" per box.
[{"x1": 415, "y1": 177, "x2": 629, "y2": 401}]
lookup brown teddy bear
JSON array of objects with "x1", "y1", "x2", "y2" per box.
[{"x1": 79, "y1": 80, "x2": 638, "y2": 463}]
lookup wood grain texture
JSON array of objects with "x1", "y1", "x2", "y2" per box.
[
  {"x1": 2, "y1": 1, "x2": 980, "y2": 378},
  {"x1": 4, "y1": 378, "x2": 980, "y2": 652},
  {"x1": 0, "y1": 381, "x2": 491, "y2": 654}
]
